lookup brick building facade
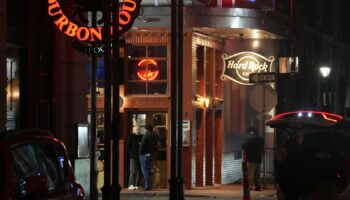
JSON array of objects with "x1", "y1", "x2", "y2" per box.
[{"x1": 3, "y1": 0, "x2": 350, "y2": 194}]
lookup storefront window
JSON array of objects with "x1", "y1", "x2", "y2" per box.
[
  {"x1": 126, "y1": 45, "x2": 168, "y2": 95},
  {"x1": 87, "y1": 59, "x2": 105, "y2": 95},
  {"x1": 6, "y1": 57, "x2": 20, "y2": 130}
]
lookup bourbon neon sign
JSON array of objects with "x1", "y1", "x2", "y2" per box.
[
  {"x1": 48, "y1": 0, "x2": 141, "y2": 42},
  {"x1": 137, "y1": 59, "x2": 159, "y2": 81}
]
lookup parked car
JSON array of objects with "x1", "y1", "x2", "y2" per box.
[
  {"x1": 0, "y1": 129, "x2": 85, "y2": 200},
  {"x1": 266, "y1": 110, "x2": 350, "y2": 200}
]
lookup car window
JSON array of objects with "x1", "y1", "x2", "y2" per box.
[
  {"x1": 11, "y1": 141, "x2": 69, "y2": 191},
  {"x1": 279, "y1": 127, "x2": 350, "y2": 192}
]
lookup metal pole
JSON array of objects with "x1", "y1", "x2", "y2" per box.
[
  {"x1": 176, "y1": 0, "x2": 185, "y2": 199},
  {"x1": 102, "y1": 0, "x2": 112, "y2": 199},
  {"x1": 169, "y1": 0, "x2": 178, "y2": 198},
  {"x1": 262, "y1": 83, "x2": 266, "y2": 189},
  {"x1": 90, "y1": 10, "x2": 99, "y2": 200},
  {"x1": 111, "y1": 0, "x2": 121, "y2": 199}
]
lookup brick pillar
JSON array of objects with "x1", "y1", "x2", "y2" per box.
[
  {"x1": 195, "y1": 110, "x2": 204, "y2": 186},
  {"x1": 205, "y1": 110, "x2": 214, "y2": 186},
  {"x1": 214, "y1": 111, "x2": 223, "y2": 184},
  {"x1": 183, "y1": 147, "x2": 192, "y2": 189},
  {"x1": 0, "y1": 0, "x2": 7, "y2": 131}
]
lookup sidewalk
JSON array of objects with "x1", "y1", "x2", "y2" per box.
[{"x1": 112, "y1": 183, "x2": 277, "y2": 200}]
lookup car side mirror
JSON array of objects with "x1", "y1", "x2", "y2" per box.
[{"x1": 17, "y1": 176, "x2": 48, "y2": 198}]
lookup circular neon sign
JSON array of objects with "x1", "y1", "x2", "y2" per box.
[
  {"x1": 137, "y1": 59, "x2": 159, "y2": 81},
  {"x1": 48, "y1": 0, "x2": 141, "y2": 43}
]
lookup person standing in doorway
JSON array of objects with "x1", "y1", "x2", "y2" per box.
[
  {"x1": 242, "y1": 127, "x2": 264, "y2": 191},
  {"x1": 139, "y1": 124, "x2": 159, "y2": 191},
  {"x1": 127, "y1": 126, "x2": 143, "y2": 190}
]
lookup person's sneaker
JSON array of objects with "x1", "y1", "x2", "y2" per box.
[
  {"x1": 134, "y1": 186, "x2": 139, "y2": 190},
  {"x1": 128, "y1": 185, "x2": 135, "y2": 190}
]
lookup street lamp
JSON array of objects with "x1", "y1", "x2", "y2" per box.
[
  {"x1": 319, "y1": 66, "x2": 331, "y2": 111},
  {"x1": 319, "y1": 66, "x2": 331, "y2": 78}
]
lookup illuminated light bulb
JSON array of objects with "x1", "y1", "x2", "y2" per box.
[
  {"x1": 319, "y1": 66, "x2": 331, "y2": 77},
  {"x1": 252, "y1": 40, "x2": 259, "y2": 48}
]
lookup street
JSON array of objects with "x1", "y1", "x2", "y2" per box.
[{"x1": 98, "y1": 184, "x2": 277, "y2": 200}]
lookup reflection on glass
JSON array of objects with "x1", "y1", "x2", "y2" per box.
[
  {"x1": 77, "y1": 126, "x2": 89, "y2": 158},
  {"x1": 11, "y1": 142, "x2": 68, "y2": 191}
]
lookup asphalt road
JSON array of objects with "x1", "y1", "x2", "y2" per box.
[
  {"x1": 97, "y1": 184, "x2": 277, "y2": 200},
  {"x1": 118, "y1": 193, "x2": 277, "y2": 200}
]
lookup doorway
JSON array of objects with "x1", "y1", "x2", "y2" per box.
[{"x1": 127, "y1": 110, "x2": 168, "y2": 189}]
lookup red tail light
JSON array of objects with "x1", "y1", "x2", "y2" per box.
[{"x1": 71, "y1": 181, "x2": 85, "y2": 200}]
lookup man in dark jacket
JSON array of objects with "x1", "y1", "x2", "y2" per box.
[
  {"x1": 242, "y1": 127, "x2": 264, "y2": 191},
  {"x1": 127, "y1": 126, "x2": 142, "y2": 190},
  {"x1": 139, "y1": 124, "x2": 159, "y2": 190}
]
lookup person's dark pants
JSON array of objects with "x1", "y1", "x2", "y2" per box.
[
  {"x1": 139, "y1": 154, "x2": 154, "y2": 190},
  {"x1": 247, "y1": 162, "x2": 261, "y2": 190},
  {"x1": 128, "y1": 158, "x2": 140, "y2": 187}
]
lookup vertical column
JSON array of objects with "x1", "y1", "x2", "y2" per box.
[
  {"x1": 0, "y1": 0, "x2": 6, "y2": 131},
  {"x1": 195, "y1": 110, "x2": 204, "y2": 186},
  {"x1": 205, "y1": 111, "x2": 213, "y2": 186},
  {"x1": 102, "y1": 0, "x2": 112, "y2": 199},
  {"x1": 214, "y1": 111, "x2": 222, "y2": 184},
  {"x1": 111, "y1": 0, "x2": 121, "y2": 198}
]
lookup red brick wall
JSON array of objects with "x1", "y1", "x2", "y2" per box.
[
  {"x1": 214, "y1": 111, "x2": 223, "y2": 184},
  {"x1": 183, "y1": 147, "x2": 192, "y2": 189},
  {"x1": 182, "y1": 32, "x2": 194, "y2": 189},
  {"x1": 196, "y1": 110, "x2": 204, "y2": 187}
]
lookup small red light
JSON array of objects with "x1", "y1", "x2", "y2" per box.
[{"x1": 72, "y1": 181, "x2": 85, "y2": 199}]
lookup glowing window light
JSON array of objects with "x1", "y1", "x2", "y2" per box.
[{"x1": 137, "y1": 59, "x2": 159, "y2": 81}]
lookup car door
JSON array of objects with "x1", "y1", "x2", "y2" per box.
[{"x1": 11, "y1": 141, "x2": 74, "y2": 200}]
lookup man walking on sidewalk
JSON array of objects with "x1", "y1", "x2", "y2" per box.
[{"x1": 242, "y1": 127, "x2": 264, "y2": 191}]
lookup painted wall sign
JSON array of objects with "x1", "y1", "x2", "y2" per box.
[
  {"x1": 221, "y1": 51, "x2": 275, "y2": 85},
  {"x1": 48, "y1": 0, "x2": 141, "y2": 43},
  {"x1": 137, "y1": 59, "x2": 159, "y2": 81}
]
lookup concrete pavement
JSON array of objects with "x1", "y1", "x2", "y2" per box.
[{"x1": 100, "y1": 184, "x2": 277, "y2": 200}]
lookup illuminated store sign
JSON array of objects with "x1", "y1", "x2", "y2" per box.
[
  {"x1": 221, "y1": 51, "x2": 275, "y2": 85},
  {"x1": 71, "y1": 41, "x2": 105, "y2": 56},
  {"x1": 48, "y1": 0, "x2": 141, "y2": 43},
  {"x1": 137, "y1": 59, "x2": 159, "y2": 81}
]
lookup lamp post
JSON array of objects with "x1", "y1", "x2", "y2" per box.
[{"x1": 319, "y1": 66, "x2": 331, "y2": 111}]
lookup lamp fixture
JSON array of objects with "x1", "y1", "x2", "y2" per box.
[
  {"x1": 195, "y1": 94, "x2": 210, "y2": 108},
  {"x1": 319, "y1": 66, "x2": 331, "y2": 78}
]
